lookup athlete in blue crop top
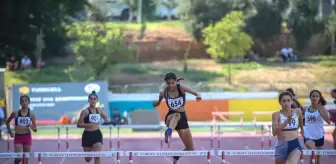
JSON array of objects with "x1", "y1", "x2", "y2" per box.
[
  {"x1": 77, "y1": 91, "x2": 109, "y2": 164},
  {"x1": 272, "y1": 91, "x2": 304, "y2": 164},
  {"x1": 153, "y1": 72, "x2": 202, "y2": 164},
  {"x1": 6, "y1": 95, "x2": 37, "y2": 164}
]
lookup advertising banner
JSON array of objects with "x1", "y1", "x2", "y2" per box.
[{"x1": 11, "y1": 81, "x2": 109, "y2": 121}]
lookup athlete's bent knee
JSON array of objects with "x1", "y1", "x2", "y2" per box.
[{"x1": 85, "y1": 157, "x2": 92, "y2": 162}]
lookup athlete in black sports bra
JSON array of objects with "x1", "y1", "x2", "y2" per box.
[
  {"x1": 6, "y1": 95, "x2": 37, "y2": 164},
  {"x1": 153, "y1": 72, "x2": 202, "y2": 164},
  {"x1": 77, "y1": 91, "x2": 109, "y2": 164}
]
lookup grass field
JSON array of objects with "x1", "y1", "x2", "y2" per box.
[{"x1": 5, "y1": 55, "x2": 336, "y2": 96}]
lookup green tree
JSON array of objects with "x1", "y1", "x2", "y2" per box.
[
  {"x1": 325, "y1": 11, "x2": 336, "y2": 54},
  {"x1": 0, "y1": 0, "x2": 89, "y2": 64},
  {"x1": 203, "y1": 11, "x2": 253, "y2": 84},
  {"x1": 244, "y1": 0, "x2": 282, "y2": 43},
  {"x1": 65, "y1": 23, "x2": 134, "y2": 81},
  {"x1": 287, "y1": 0, "x2": 325, "y2": 50}
]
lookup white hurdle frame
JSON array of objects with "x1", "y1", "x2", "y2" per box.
[
  {"x1": 34, "y1": 151, "x2": 124, "y2": 164},
  {"x1": 125, "y1": 150, "x2": 214, "y2": 164},
  {"x1": 212, "y1": 112, "x2": 245, "y2": 132}
]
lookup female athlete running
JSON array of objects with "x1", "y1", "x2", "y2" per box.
[
  {"x1": 304, "y1": 90, "x2": 331, "y2": 164},
  {"x1": 285, "y1": 88, "x2": 303, "y2": 109},
  {"x1": 330, "y1": 89, "x2": 336, "y2": 149},
  {"x1": 153, "y1": 72, "x2": 201, "y2": 164},
  {"x1": 77, "y1": 91, "x2": 109, "y2": 164},
  {"x1": 272, "y1": 91, "x2": 304, "y2": 164},
  {"x1": 6, "y1": 95, "x2": 37, "y2": 164}
]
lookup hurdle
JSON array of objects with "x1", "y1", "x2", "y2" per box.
[
  {"x1": 125, "y1": 150, "x2": 214, "y2": 164},
  {"x1": 212, "y1": 112, "x2": 245, "y2": 132},
  {"x1": 217, "y1": 149, "x2": 336, "y2": 164},
  {"x1": 34, "y1": 151, "x2": 124, "y2": 164},
  {"x1": 0, "y1": 152, "x2": 31, "y2": 164},
  {"x1": 252, "y1": 111, "x2": 273, "y2": 125}
]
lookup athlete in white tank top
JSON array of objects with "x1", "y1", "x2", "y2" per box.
[
  {"x1": 279, "y1": 110, "x2": 299, "y2": 131},
  {"x1": 304, "y1": 105, "x2": 326, "y2": 140}
]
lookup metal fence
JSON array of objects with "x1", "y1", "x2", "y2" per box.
[{"x1": 109, "y1": 80, "x2": 335, "y2": 97}]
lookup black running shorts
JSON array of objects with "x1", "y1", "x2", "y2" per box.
[{"x1": 81, "y1": 129, "x2": 103, "y2": 147}]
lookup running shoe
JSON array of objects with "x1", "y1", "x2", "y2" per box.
[{"x1": 164, "y1": 128, "x2": 172, "y2": 143}]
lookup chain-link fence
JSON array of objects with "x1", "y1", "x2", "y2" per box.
[{"x1": 109, "y1": 81, "x2": 335, "y2": 98}]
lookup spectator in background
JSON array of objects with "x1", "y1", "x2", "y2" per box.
[
  {"x1": 6, "y1": 56, "x2": 18, "y2": 71},
  {"x1": 0, "y1": 106, "x2": 4, "y2": 139},
  {"x1": 21, "y1": 55, "x2": 32, "y2": 70},
  {"x1": 280, "y1": 47, "x2": 289, "y2": 62},
  {"x1": 110, "y1": 108, "x2": 121, "y2": 125}
]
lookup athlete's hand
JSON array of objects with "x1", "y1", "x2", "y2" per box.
[
  {"x1": 286, "y1": 111, "x2": 293, "y2": 124},
  {"x1": 30, "y1": 125, "x2": 37, "y2": 132},
  {"x1": 152, "y1": 100, "x2": 160, "y2": 107},
  {"x1": 300, "y1": 129, "x2": 305, "y2": 138},
  {"x1": 196, "y1": 94, "x2": 202, "y2": 102},
  {"x1": 9, "y1": 131, "x2": 14, "y2": 138}
]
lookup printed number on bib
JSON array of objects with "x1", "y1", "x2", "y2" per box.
[
  {"x1": 307, "y1": 115, "x2": 317, "y2": 123},
  {"x1": 17, "y1": 117, "x2": 30, "y2": 126},
  {"x1": 168, "y1": 97, "x2": 183, "y2": 110},
  {"x1": 89, "y1": 114, "x2": 100, "y2": 123},
  {"x1": 288, "y1": 118, "x2": 296, "y2": 128}
]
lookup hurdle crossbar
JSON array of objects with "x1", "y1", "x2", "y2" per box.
[
  {"x1": 253, "y1": 111, "x2": 273, "y2": 124},
  {"x1": 33, "y1": 151, "x2": 124, "y2": 158},
  {"x1": 125, "y1": 150, "x2": 214, "y2": 157},
  {"x1": 217, "y1": 149, "x2": 336, "y2": 156},
  {"x1": 0, "y1": 152, "x2": 31, "y2": 158}
]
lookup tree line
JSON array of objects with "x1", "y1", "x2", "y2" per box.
[{"x1": 1, "y1": 0, "x2": 335, "y2": 80}]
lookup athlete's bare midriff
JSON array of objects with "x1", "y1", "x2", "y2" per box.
[
  {"x1": 84, "y1": 124, "x2": 100, "y2": 132},
  {"x1": 169, "y1": 106, "x2": 186, "y2": 113},
  {"x1": 276, "y1": 131, "x2": 298, "y2": 142},
  {"x1": 15, "y1": 126, "x2": 31, "y2": 134}
]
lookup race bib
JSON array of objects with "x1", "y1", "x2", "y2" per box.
[
  {"x1": 306, "y1": 115, "x2": 317, "y2": 123},
  {"x1": 17, "y1": 117, "x2": 30, "y2": 126},
  {"x1": 89, "y1": 114, "x2": 101, "y2": 123},
  {"x1": 167, "y1": 97, "x2": 184, "y2": 110},
  {"x1": 287, "y1": 118, "x2": 296, "y2": 128}
]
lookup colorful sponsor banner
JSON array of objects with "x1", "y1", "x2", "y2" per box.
[{"x1": 11, "y1": 81, "x2": 109, "y2": 121}]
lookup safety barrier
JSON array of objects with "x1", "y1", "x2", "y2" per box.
[{"x1": 1, "y1": 149, "x2": 335, "y2": 164}]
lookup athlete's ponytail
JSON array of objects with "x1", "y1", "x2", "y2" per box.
[
  {"x1": 88, "y1": 91, "x2": 98, "y2": 99},
  {"x1": 177, "y1": 78, "x2": 184, "y2": 82},
  {"x1": 309, "y1": 90, "x2": 326, "y2": 106},
  {"x1": 319, "y1": 95, "x2": 327, "y2": 106}
]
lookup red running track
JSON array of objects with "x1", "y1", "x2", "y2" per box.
[{"x1": 0, "y1": 133, "x2": 334, "y2": 164}]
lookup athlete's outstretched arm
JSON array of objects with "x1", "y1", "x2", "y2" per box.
[
  {"x1": 271, "y1": 112, "x2": 289, "y2": 136},
  {"x1": 181, "y1": 85, "x2": 201, "y2": 97},
  {"x1": 30, "y1": 112, "x2": 37, "y2": 132},
  {"x1": 77, "y1": 110, "x2": 93, "y2": 128},
  {"x1": 153, "y1": 90, "x2": 164, "y2": 107},
  {"x1": 6, "y1": 112, "x2": 15, "y2": 137},
  {"x1": 318, "y1": 106, "x2": 331, "y2": 124}
]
